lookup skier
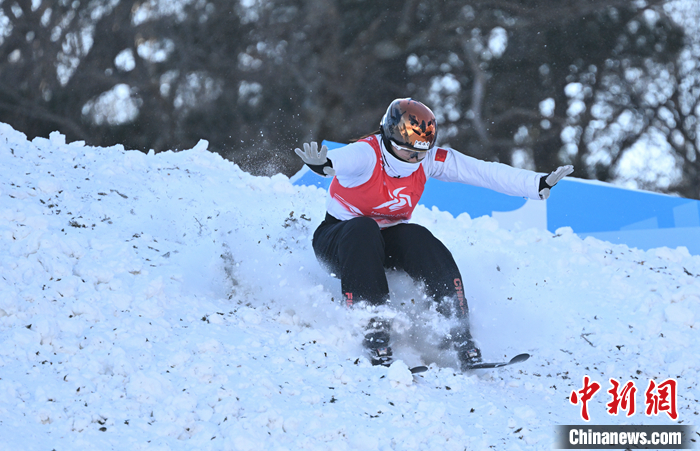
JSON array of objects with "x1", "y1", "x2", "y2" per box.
[{"x1": 295, "y1": 98, "x2": 573, "y2": 371}]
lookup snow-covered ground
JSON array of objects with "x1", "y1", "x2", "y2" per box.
[{"x1": 0, "y1": 123, "x2": 698, "y2": 450}]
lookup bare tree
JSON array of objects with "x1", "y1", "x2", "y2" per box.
[{"x1": 250, "y1": 0, "x2": 692, "y2": 197}]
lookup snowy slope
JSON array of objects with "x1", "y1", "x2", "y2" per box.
[{"x1": 0, "y1": 123, "x2": 698, "y2": 451}]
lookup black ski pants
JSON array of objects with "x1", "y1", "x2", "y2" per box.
[{"x1": 312, "y1": 214, "x2": 468, "y2": 318}]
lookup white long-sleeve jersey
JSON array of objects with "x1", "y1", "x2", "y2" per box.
[{"x1": 325, "y1": 135, "x2": 544, "y2": 225}]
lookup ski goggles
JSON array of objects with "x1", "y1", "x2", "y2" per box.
[{"x1": 391, "y1": 142, "x2": 429, "y2": 162}]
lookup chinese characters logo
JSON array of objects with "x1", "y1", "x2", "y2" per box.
[{"x1": 570, "y1": 376, "x2": 678, "y2": 421}]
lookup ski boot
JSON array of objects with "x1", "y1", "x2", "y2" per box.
[
  {"x1": 362, "y1": 317, "x2": 393, "y2": 366},
  {"x1": 456, "y1": 339, "x2": 483, "y2": 371},
  {"x1": 449, "y1": 325, "x2": 482, "y2": 371}
]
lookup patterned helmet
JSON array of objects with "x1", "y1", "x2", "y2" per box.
[{"x1": 380, "y1": 98, "x2": 437, "y2": 151}]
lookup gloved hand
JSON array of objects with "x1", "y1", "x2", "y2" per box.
[
  {"x1": 294, "y1": 142, "x2": 335, "y2": 177},
  {"x1": 539, "y1": 165, "x2": 574, "y2": 200}
]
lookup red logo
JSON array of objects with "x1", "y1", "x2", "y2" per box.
[
  {"x1": 344, "y1": 292, "x2": 354, "y2": 308},
  {"x1": 453, "y1": 278, "x2": 467, "y2": 316},
  {"x1": 645, "y1": 379, "x2": 678, "y2": 420},
  {"x1": 571, "y1": 376, "x2": 601, "y2": 421},
  {"x1": 571, "y1": 376, "x2": 679, "y2": 421},
  {"x1": 607, "y1": 378, "x2": 637, "y2": 417},
  {"x1": 435, "y1": 148, "x2": 448, "y2": 162}
]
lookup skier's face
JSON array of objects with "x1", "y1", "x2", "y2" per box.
[{"x1": 392, "y1": 142, "x2": 428, "y2": 163}]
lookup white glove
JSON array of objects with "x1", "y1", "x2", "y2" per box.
[
  {"x1": 294, "y1": 142, "x2": 335, "y2": 177},
  {"x1": 538, "y1": 165, "x2": 574, "y2": 200}
]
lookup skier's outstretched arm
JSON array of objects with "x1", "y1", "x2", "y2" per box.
[{"x1": 426, "y1": 147, "x2": 574, "y2": 200}]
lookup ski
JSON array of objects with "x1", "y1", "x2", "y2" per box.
[
  {"x1": 464, "y1": 353, "x2": 530, "y2": 370},
  {"x1": 368, "y1": 354, "x2": 529, "y2": 373}
]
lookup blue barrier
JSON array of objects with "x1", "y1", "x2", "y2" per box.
[
  {"x1": 291, "y1": 141, "x2": 700, "y2": 255},
  {"x1": 549, "y1": 179, "x2": 700, "y2": 255}
]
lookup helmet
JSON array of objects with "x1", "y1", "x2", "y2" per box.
[{"x1": 380, "y1": 98, "x2": 437, "y2": 151}]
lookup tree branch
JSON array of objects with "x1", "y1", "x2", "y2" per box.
[{"x1": 461, "y1": 38, "x2": 490, "y2": 146}]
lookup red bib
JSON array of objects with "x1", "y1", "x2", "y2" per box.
[{"x1": 329, "y1": 135, "x2": 426, "y2": 227}]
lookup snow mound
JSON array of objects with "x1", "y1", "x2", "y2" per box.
[{"x1": 1, "y1": 124, "x2": 699, "y2": 450}]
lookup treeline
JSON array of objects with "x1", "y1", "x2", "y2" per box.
[{"x1": 1, "y1": 0, "x2": 698, "y2": 198}]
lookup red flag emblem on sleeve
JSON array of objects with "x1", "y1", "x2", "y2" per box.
[{"x1": 435, "y1": 148, "x2": 448, "y2": 162}]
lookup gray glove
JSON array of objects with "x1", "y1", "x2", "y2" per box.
[
  {"x1": 538, "y1": 165, "x2": 574, "y2": 200},
  {"x1": 294, "y1": 142, "x2": 335, "y2": 177}
]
